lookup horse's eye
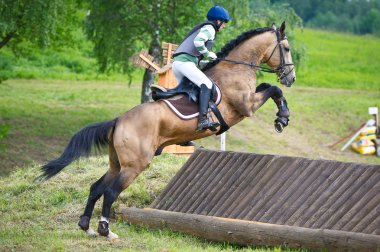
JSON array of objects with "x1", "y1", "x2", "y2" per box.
[{"x1": 284, "y1": 47, "x2": 290, "y2": 52}]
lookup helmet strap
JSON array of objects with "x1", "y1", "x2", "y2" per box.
[{"x1": 214, "y1": 20, "x2": 223, "y2": 32}]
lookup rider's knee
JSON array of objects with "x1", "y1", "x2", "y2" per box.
[{"x1": 202, "y1": 79, "x2": 213, "y2": 89}]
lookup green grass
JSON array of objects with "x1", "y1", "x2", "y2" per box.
[
  {"x1": 0, "y1": 154, "x2": 304, "y2": 252},
  {"x1": 293, "y1": 28, "x2": 380, "y2": 90}
]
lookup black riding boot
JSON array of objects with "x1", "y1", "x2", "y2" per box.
[{"x1": 196, "y1": 84, "x2": 220, "y2": 132}]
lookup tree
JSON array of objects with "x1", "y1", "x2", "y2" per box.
[
  {"x1": 86, "y1": 0, "x2": 209, "y2": 103},
  {"x1": 86, "y1": 0, "x2": 303, "y2": 103},
  {"x1": 272, "y1": 0, "x2": 380, "y2": 36},
  {"x1": 0, "y1": 0, "x2": 81, "y2": 50}
]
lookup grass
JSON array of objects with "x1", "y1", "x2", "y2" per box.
[
  {"x1": 294, "y1": 28, "x2": 380, "y2": 90},
  {"x1": 0, "y1": 154, "x2": 304, "y2": 252}
]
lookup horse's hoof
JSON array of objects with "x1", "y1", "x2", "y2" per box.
[
  {"x1": 274, "y1": 117, "x2": 289, "y2": 133},
  {"x1": 98, "y1": 221, "x2": 110, "y2": 236},
  {"x1": 274, "y1": 121, "x2": 284, "y2": 133},
  {"x1": 86, "y1": 228, "x2": 97, "y2": 237},
  {"x1": 78, "y1": 215, "x2": 90, "y2": 231},
  {"x1": 107, "y1": 230, "x2": 119, "y2": 241}
]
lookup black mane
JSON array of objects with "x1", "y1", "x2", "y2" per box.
[{"x1": 203, "y1": 27, "x2": 273, "y2": 71}]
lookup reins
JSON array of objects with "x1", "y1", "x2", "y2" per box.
[
  {"x1": 217, "y1": 58, "x2": 279, "y2": 73},
  {"x1": 216, "y1": 28, "x2": 294, "y2": 85}
]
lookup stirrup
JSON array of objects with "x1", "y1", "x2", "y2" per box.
[{"x1": 196, "y1": 120, "x2": 220, "y2": 132}]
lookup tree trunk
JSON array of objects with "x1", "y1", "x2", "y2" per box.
[
  {"x1": 141, "y1": 1, "x2": 162, "y2": 104},
  {"x1": 140, "y1": 39, "x2": 161, "y2": 103},
  {"x1": 121, "y1": 207, "x2": 380, "y2": 251},
  {"x1": 0, "y1": 32, "x2": 14, "y2": 49}
]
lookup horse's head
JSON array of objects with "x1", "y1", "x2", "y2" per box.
[{"x1": 263, "y1": 22, "x2": 296, "y2": 87}]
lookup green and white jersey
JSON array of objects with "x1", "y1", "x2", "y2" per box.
[
  {"x1": 173, "y1": 21, "x2": 217, "y2": 65},
  {"x1": 194, "y1": 25, "x2": 216, "y2": 56}
]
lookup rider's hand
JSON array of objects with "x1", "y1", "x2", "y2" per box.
[{"x1": 206, "y1": 51, "x2": 217, "y2": 61}]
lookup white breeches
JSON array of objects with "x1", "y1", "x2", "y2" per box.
[{"x1": 172, "y1": 61, "x2": 213, "y2": 89}]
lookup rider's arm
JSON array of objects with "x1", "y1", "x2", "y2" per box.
[{"x1": 193, "y1": 25, "x2": 216, "y2": 58}]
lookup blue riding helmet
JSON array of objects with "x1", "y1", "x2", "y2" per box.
[{"x1": 207, "y1": 6, "x2": 233, "y2": 22}]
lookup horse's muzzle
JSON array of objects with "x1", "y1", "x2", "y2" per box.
[{"x1": 280, "y1": 76, "x2": 295, "y2": 87}]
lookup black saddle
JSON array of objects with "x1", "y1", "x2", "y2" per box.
[{"x1": 151, "y1": 77, "x2": 216, "y2": 103}]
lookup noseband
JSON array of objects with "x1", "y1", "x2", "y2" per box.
[{"x1": 218, "y1": 28, "x2": 294, "y2": 86}]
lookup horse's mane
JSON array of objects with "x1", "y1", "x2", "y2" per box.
[{"x1": 203, "y1": 27, "x2": 273, "y2": 71}]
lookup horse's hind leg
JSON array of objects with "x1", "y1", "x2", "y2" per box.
[
  {"x1": 78, "y1": 142, "x2": 121, "y2": 236},
  {"x1": 97, "y1": 167, "x2": 140, "y2": 239},
  {"x1": 97, "y1": 145, "x2": 154, "y2": 239}
]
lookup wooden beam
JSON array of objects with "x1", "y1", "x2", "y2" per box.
[
  {"x1": 139, "y1": 53, "x2": 160, "y2": 71},
  {"x1": 120, "y1": 207, "x2": 380, "y2": 251}
]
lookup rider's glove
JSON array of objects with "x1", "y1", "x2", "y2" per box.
[{"x1": 205, "y1": 51, "x2": 217, "y2": 61}]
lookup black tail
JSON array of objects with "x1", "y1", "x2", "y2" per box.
[{"x1": 37, "y1": 119, "x2": 117, "y2": 181}]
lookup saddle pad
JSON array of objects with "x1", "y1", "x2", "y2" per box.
[{"x1": 162, "y1": 85, "x2": 222, "y2": 120}]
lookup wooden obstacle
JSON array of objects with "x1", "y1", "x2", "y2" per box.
[
  {"x1": 120, "y1": 149, "x2": 380, "y2": 251},
  {"x1": 157, "y1": 42, "x2": 178, "y2": 88},
  {"x1": 162, "y1": 144, "x2": 195, "y2": 156}
]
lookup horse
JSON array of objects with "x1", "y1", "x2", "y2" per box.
[{"x1": 37, "y1": 22, "x2": 296, "y2": 240}]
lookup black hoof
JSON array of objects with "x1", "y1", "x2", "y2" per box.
[
  {"x1": 98, "y1": 221, "x2": 110, "y2": 236},
  {"x1": 274, "y1": 121, "x2": 284, "y2": 133},
  {"x1": 78, "y1": 215, "x2": 90, "y2": 231},
  {"x1": 274, "y1": 117, "x2": 289, "y2": 133}
]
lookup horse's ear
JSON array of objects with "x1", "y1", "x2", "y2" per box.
[
  {"x1": 280, "y1": 21, "x2": 286, "y2": 35},
  {"x1": 271, "y1": 23, "x2": 277, "y2": 30}
]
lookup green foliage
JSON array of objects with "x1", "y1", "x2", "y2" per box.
[
  {"x1": 86, "y1": 0, "x2": 304, "y2": 75},
  {"x1": 0, "y1": 122, "x2": 9, "y2": 142},
  {"x1": 0, "y1": 35, "x2": 136, "y2": 81},
  {"x1": 85, "y1": 0, "x2": 209, "y2": 74},
  {"x1": 0, "y1": 52, "x2": 12, "y2": 82},
  {"x1": 273, "y1": 0, "x2": 380, "y2": 37},
  {"x1": 0, "y1": 0, "x2": 82, "y2": 49}
]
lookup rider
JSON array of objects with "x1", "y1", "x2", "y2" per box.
[{"x1": 172, "y1": 5, "x2": 232, "y2": 132}]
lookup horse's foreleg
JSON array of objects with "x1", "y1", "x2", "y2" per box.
[{"x1": 252, "y1": 83, "x2": 290, "y2": 132}]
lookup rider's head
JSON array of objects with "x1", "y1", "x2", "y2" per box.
[{"x1": 207, "y1": 6, "x2": 232, "y2": 31}]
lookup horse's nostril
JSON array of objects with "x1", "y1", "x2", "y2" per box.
[{"x1": 292, "y1": 77, "x2": 296, "y2": 82}]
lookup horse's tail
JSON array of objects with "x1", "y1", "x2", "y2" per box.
[{"x1": 37, "y1": 119, "x2": 117, "y2": 181}]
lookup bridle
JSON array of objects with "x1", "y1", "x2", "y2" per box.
[{"x1": 218, "y1": 28, "x2": 294, "y2": 87}]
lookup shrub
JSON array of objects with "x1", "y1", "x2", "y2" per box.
[{"x1": 0, "y1": 54, "x2": 13, "y2": 83}]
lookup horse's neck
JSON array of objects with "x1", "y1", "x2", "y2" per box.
[
  {"x1": 207, "y1": 32, "x2": 274, "y2": 123},
  {"x1": 228, "y1": 32, "x2": 272, "y2": 68},
  {"x1": 210, "y1": 32, "x2": 273, "y2": 89}
]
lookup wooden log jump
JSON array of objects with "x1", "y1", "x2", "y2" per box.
[
  {"x1": 121, "y1": 207, "x2": 380, "y2": 251},
  {"x1": 120, "y1": 120, "x2": 380, "y2": 250}
]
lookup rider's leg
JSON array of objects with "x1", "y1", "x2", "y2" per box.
[
  {"x1": 172, "y1": 61, "x2": 213, "y2": 88},
  {"x1": 172, "y1": 61, "x2": 219, "y2": 131},
  {"x1": 196, "y1": 84, "x2": 220, "y2": 131}
]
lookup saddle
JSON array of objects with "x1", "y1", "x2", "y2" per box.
[
  {"x1": 150, "y1": 78, "x2": 229, "y2": 135},
  {"x1": 151, "y1": 77, "x2": 216, "y2": 103}
]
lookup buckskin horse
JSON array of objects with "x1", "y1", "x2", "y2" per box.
[{"x1": 37, "y1": 22, "x2": 296, "y2": 239}]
